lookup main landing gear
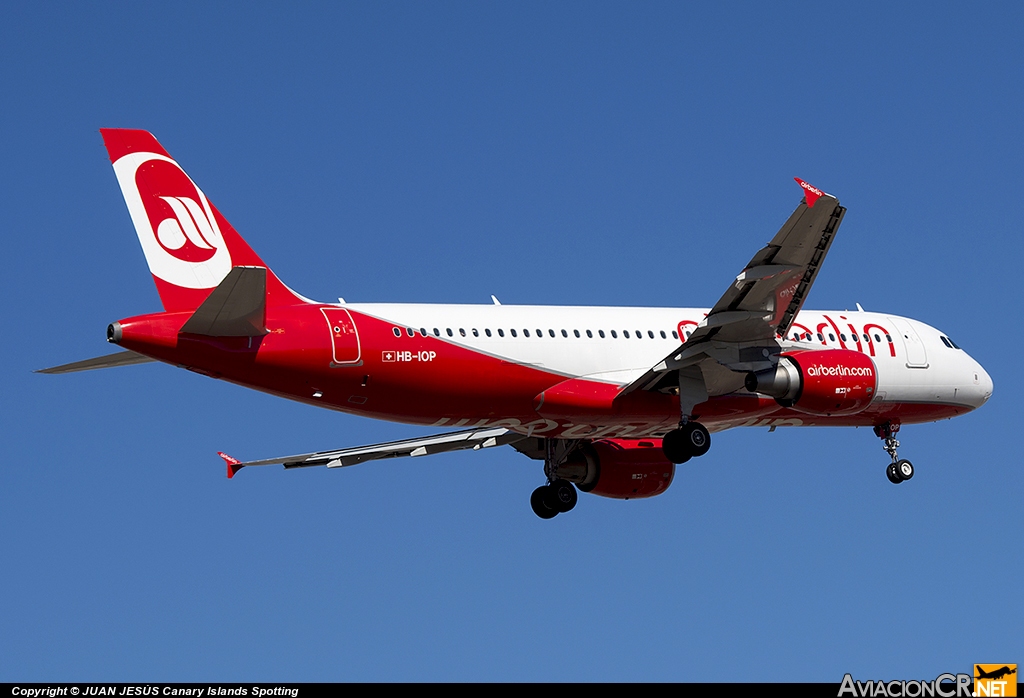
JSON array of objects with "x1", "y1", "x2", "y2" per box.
[
  {"x1": 530, "y1": 440, "x2": 581, "y2": 519},
  {"x1": 875, "y1": 421, "x2": 914, "y2": 484},
  {"x1": 662, "y1": 421, "x2": 711, "y2": 464},
  {"x1": 530, "y1": 479, "x2": 578, "y2": 519}
]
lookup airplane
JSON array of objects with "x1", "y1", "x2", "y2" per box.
[
  {"x1": 976, "y1": 666, "x2": 1016, "y2": 681},
  {"x1": 40, "y1": 129, "x2": 994, "y2": 519}
]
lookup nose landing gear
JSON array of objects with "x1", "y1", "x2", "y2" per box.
[{"x1": 875, "y1": 421, "x2": 914, "y2": 484}]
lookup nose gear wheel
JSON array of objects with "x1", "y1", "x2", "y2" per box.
[{"x1": 875, "y1": 421, "x2": 913, "y2": 484}]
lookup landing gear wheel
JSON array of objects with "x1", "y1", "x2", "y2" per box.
[
  {"x1": 549, "y1": 479, "x2": 578, "y2": 513},
  {"x1": 662, "y1": 430, "x2": 693, "y2": 464},
  {"x1": 886, "y1": 463, "x2": 903, "y2": 484},
  {"x1": 682, "y1": 422, "x2": 711, "y2": 457},
  {"x1": 531, "y1": 486, "x2": 558, "y2": 519},
  {"x1": 895, "y1": 459, "x2": 914, "y2": 481}
]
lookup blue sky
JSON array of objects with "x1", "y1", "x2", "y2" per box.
[{"x1": 1, "y1": 1, "x2": 1020, "y2": 681}]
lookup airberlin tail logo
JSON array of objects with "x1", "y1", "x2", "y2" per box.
[
  {"x1": 112, "y1": 151, "x2": 231, "y2": 289},
  {"x1": 155, "y1": 194, "x2": 219, "y2": 259}
]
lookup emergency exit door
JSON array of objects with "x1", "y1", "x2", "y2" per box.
[{"x1": 321, "y1": 307, "x2": 361, "y2": 365}]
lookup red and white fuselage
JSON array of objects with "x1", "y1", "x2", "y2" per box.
[
  {"x1": 112, "y1": 300, "x2": 991, "y2": 439},
  {"x1": 46, "y1": 128, "x2": 992, "y2": 514}
]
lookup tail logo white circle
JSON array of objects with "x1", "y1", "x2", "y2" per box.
[{"x1": 111, "y1": 152, "x2": 232, "y2": 289}]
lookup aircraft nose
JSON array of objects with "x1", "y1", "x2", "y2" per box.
[
  {"x1": 977, "y1": 364, "x2": 994, "y2": 403},
  {"x1": 967, "y1": 360, "x2": 993, "y2": 408}
]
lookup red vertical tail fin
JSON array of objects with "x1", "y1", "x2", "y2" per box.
[{"x1": 100, "y1": 129, "x2": 307, "y2": 312}]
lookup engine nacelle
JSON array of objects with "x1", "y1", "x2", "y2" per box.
[
  {"x1": 553, "y1": 439, "x2": 675, "y2": 500},
  {"x1": 745, "y1": 349, "x2": 877, "y2": 416}
]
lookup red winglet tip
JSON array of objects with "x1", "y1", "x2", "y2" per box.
[
  {"x1": 794, "y1": 177, "x2": 824, "y2": 208},
  {"x1": 218, "y1": 452, "x2": 244, "y2": 479}
]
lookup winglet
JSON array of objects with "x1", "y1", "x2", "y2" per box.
[
  {"x1": 218, "y1": 452, "x2": 244, "y2": 479},
  {"x1": 794, "y1": 178, "x2": 825, "y2": 208}
]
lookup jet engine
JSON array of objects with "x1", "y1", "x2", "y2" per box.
[
  {"x1": 745, "y1": 348, "x2": 877, "y2": 416},
  {"x1": 553, "y1": 439, "x2": 675, "y2": 500}
]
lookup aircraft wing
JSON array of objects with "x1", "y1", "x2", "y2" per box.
[
  {"x1": 218, "y1": 426, "x2": 526, "y2": 478},
  {"x1": 621, "y1": 179, "x2": 846, "y2": 399}
]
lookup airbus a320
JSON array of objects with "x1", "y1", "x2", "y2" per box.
[{"x1": 41, "y1": 129, "x2": 994, "y2": 519}]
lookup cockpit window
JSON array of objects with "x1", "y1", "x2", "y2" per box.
[
  {"x1": 947, "y1": 337, "x2": 961, "y2": 349},
  {"x1": 940, "y1": 336, "x2": 953, "y2": 349}
]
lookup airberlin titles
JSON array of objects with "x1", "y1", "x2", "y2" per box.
[{"x1": 805, "y1": 363, "x2": 874, "y2": 377}]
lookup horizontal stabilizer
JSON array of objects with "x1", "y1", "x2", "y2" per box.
[
  {"x1": 179, "y1": 266, "x2": 268, "y2": 337},
  {"x1": 36, "y1": 350, "x2": 155, "y2": 374}
]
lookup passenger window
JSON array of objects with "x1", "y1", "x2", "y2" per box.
[
  {"x1": 874, "y1": 334, "x2": 881, "y2": 342},
  {"x1": 648, "y1": 330, "x2": 654, "y2": 339},
  {"x1": 549, "y1": 329, "x2": 555, "y2": 338},
  {"x1": 446, "y1": 328, "x2": 453, "y2": 337},
  {"x1": 393, "y1": 327, "x2": 401, "y2": 337},
  {"x1": 498, "y1": 329, "x2": 504, "y2": 337},
  {"x1": 459, "y1": 328, "x2": 466, "y2": 337},
  {"x1": 885, "y1": 334, "x2": 892, "y2": 342},
  {"x1": 485, "y1": 329, "x2": 492, "y2": 337},
  {"x1": 406, "y1": 328, "x2": 414, "y2": 337},
  {"x1": 611, "y1": 330, "x2": 618, "y2": 338},
  {"x1": 672, "y1": 331, "x2": 679, "y2": 339},
  {"x1": 586, "y1": 330, "x2": 593, "y2": 338},
  {"x1": 598, "y1": 330, "x2": 605, "y2": 338},
  {"x1": 817, "y1": 333, "x2": 824, "y2": 341},
  {"x1": 660, "y1": 330, "x2": 666, "y2": 339},
  {"x1": 536, "y1": 329, "x2": 542, "y2": 337},
  {"x1": 561, "y1": 329, "x2": 568, "y2": 338},
  {"x1": 840, "y1": 334, "x2": 847, "y2": 341},
  {"x1": 828, "y1": 334, "x2": 835, "y2": 341},
  {"x1": 862, "y1": 333, "x2": 869, "y2": 342},
  {"x1": 524, "y1": 329, "x2": 530, "y2": 337},
  {"x1": 511, "y1": 329, "x2": 517, "y2": 337},
  {"x1": 472, "y1": 328, "x2": 479, "y2": 337},
  {"x1": 623, "y1": 330, "x2": 630, "y2": 338},
  {"x1": 434, "y1": 328, "x2": 440, "y2": 337},
  {"x1": 574, "y1": 329, "x2": 580, "y2": 338},
  {"x1": 420, "y1": 328, "x2": 427, "y2": 337}
]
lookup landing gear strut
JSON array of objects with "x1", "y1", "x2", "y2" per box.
[
  {"x1": 662, "y1": 421, "x2": 711, "y2": 464},
  {"x1": 531, "y1": 440, "x2": 580, "y2": 519},
  {"x1": 875, "y1": 421, "x2": 914, "y2": 484}
]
